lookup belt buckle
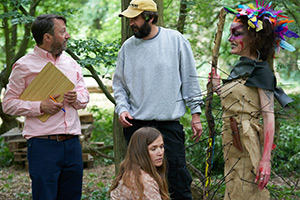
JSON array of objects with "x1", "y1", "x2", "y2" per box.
[{"x1": 56, "y1": 135, "x2": 63, "y2": 142}]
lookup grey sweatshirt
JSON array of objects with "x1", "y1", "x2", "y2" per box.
[{"x1": 113, "y1": 27, "x2": 203, "y2": 121}]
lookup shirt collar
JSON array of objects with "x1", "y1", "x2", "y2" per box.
[{"x1": 34, "y1": 45, "x2": 61, "y2": 62}]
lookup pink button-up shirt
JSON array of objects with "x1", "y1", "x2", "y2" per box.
[{"x1": 2, "y1": 46, "x2": 90, "y2": 139}]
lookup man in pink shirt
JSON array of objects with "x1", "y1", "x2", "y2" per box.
[{"x1": 2, "y1": 14, "x2": 89, "y2": 200}]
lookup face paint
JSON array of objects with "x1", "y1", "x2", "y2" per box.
[
  {"x1": 262, "y1": 122, "x2": 274, "y2": 160},
  {"x1": 239, "y1": 41, "x2": 244, "y2": 49},
  {"x1": 228, "y1": 22, "x2": 251, "y2": 57},
  {"x1": 229, "y1": 25, "x2": 244, "y2": 40}
]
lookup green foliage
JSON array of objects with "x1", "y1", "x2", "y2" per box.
[
  {"x1": 272, "y1": 94, "x2": 300, "y2": 175},
  {"x1": 81, "y1": 172, "x2": 110, "y2": 200},
  {"x1": 71, "y1": 0, "x2": 121, "y2": 43},
  {"x1": 88, "y1": 106, "x2": 114, "y2": 165},
  {"x1": 0, "y1": 137, "x2": 14, "y2": 168},
  {"x1": 0, "y1": 172, "x2": 32, "y2": 199},
  {"x1": 268, "y1": 184, "x2": 300, "y2": 200},
  {"x1": 68, "y1": 39, "x2": 120, "y2": 75},
  {"x1": 273, "y1": 123, "x2": 300, "y2": 172},
  {"x1": 0, "y1": 173, "x2": 13, "y2": 195},
  {"x1": 88, "y1": 106, "x2": 114, "y2": 145},
  {"x1": 37, "y1": 0, "x2": 80, "y2": 17},
  {"x1": 15, "y1": 192, "x2": 31, "y2": 200},
  {"x1": 0, "y1": 10, "x2": 35, "y2": 25},
  {"x1": 1, "y1": 0, "x2": 31, "y2": 8},
  {"x1": 81, "y1": 186, "x2": 110, "y2": 200}
]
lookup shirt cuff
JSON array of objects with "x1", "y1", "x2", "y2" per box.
[
  {"x1": 190, "y1": 106, "x2": 201, "y2": 115},
  {"x1": 33, "y1": 101, "x2": 43, "y2": 116}
]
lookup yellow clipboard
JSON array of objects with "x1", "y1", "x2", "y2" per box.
[{"x1": 19, "y1": 62, "x2": 75, "y2": 122}]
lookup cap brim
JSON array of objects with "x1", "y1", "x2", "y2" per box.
[{"x1": 118, "y1": 7, "x2": 143, "y2": 18}]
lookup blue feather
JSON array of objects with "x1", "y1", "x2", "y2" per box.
[{"x1": 279, "y1": 40, "x2": 296, "y2": 52}]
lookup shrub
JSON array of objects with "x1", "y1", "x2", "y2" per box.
[
  {"x1": 88, "y1": 106, "x2": 114, "y2": 165},
  {"x1": 0, "y1": 137, "x2": 14, "y2": 168}
]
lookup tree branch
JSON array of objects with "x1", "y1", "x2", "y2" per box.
[
  {"x1": 31, "y1": 0, "x2": 42, "y2": 11},
  {"x1": 204, "y1": 8, "x2": 226, "y2": 199},
  {"x1": 65, "y1": 49, "x2": 116, "y2": 105},
  {"x1": 18, "y1": 5, "x2": 29, "y2": 16}
]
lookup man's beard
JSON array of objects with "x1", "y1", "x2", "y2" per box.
[
  {"x1": 50, "y1": 38, "x2": 67, "y2": 57},
  {"x1": 131, "y1": 21, "x2": 151, "y2": 39}
]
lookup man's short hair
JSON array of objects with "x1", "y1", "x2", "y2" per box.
[
  {"x1": 31, "y1": 14, "x2": 66, "y2": 46},
  {"x1": 141, "y1": 11, "x2": 158, "y2": 24}
]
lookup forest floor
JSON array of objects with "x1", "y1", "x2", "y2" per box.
[
  {"x1": 0, "y1": 163, "x2": 298, "y2": 200},
  {"x1": 0, "y1": 163, "x2": 115, "y2": 200}
]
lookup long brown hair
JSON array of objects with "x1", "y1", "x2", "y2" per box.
[{"x1": 109, "y1": 127, "x2": 169, "y2": 200}]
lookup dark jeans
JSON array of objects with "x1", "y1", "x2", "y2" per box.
[
  {"x1": 27, "y1": 136, "x2": 83, "y2": 200},
  {"x1": 124, "y1": 119, "x2": 193, "y2": 200}
]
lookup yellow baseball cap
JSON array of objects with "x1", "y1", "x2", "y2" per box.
[{"x1": 119, "y1": 0, "x2": 157, "y2": 18}]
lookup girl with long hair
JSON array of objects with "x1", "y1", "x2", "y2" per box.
[{"x1": 109, "y1": 127, "x2": 169, "y2": 200}]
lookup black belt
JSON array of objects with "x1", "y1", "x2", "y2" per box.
[{"x1": 34, "y1": 134, "x2": 77, "y2": 142}]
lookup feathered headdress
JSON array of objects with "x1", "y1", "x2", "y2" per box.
[{"x1": 224, "y1": 0, "x2": 299, "y2": 52}]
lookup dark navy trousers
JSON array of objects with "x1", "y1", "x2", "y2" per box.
[
  {"x1": 124, "y1": 119, "x2": 193, "y2": 200},
  {"x1": 27, "y1": 136, "x2": 83, "y2": 200}
]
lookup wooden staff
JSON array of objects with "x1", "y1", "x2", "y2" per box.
[{"x1": 204, "y1": 8, "x2": 226, "y2": 200}]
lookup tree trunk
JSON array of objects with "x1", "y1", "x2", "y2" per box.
[
  {"x1": 120, "y1": 0, "x2": 132, "y2": 44},
  {"x1": 155, "y1": 0, "x2": 164, "y2": 27},
  {"x1": 177, "y1": 0, "x2": 188, "y2": 34},
  {"x1": 112, "y1": 112, "x2": 127, "y2": 174}
]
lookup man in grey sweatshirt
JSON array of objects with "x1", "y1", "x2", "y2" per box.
[{"x1": 113, "y1": 0, "x2": 204, "y2": 199}]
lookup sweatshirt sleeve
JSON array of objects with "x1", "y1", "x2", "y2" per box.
[
  {"x1": 112, "y1": 49, "x2": 131, "y2": 116},
  {"x1": 179, "y1": 36, "x2": 203, "y2": 114}
]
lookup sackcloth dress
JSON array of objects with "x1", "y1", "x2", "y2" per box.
[
  {"x1": 220, "y1": 56, "x2": 292, "y2": 200},
  {"x1": 221, "y1": 78, "x2": 269, "y2": 200}
]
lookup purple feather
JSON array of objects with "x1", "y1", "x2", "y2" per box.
[{"x1": 285, "y1": 30, "x2": 299, "y2": 38}]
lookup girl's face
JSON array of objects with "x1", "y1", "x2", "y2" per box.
[
  {"x1": 228, "y1": 21, "x2": 251, "y2": 57},
  {"x1": 148, "y1": 135, "x2": 164, "y2": 167}
]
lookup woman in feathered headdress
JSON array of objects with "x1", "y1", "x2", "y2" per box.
[{"x1": 209, "y1": 1, "x2": 298, "y2": 199}]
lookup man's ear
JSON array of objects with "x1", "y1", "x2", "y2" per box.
[
  {"x1": 148, "y1": 17, "x2": 154, "y2": 24},
  {"x1": 43, "y1": 33, "x2": 52, "y2": 43}
]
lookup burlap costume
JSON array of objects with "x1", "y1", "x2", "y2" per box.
[
  {"x1": 221, "y1": 78, "x2": 269, "y2": 200},
  {"x1": 219, "y1": 57, "x2": 293, "y2": 200}
]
